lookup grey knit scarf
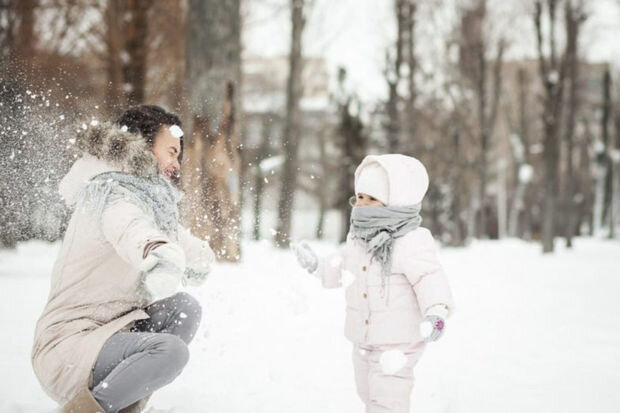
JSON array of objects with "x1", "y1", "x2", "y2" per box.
[
  {"x1": 349, "y1": 204, "x2": 422, "y2": 282},
  {"x1": 78, "y1": 171, "x2": 182, "y2": 240}
]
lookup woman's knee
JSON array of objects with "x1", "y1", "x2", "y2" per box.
[
  {"x1": 156, "y1": 334, "x2": 190, "y2": 373},
  {"x1": 172, "y1": 292, "x2": 202, "y2": 321}
]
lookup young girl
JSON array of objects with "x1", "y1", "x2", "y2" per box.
[{"x1": 293, "y1": 154, "x2": 454, "y2": 413}]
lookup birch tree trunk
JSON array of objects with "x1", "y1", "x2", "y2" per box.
[{"x1": 184, "y1": 0, "x2": 242, "y2": 261}]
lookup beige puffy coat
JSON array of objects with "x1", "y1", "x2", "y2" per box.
[{"x1": 31, "y1": 124, "x2": 214, "y2": 404}]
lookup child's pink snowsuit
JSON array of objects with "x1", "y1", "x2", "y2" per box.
[{"x1": 315, "y1": 154, "x2": 455, "y2": 413}]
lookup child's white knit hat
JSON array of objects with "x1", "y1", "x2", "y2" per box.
[{"x1": 355, "y1": 162, "x2": 389, "y2": 204}]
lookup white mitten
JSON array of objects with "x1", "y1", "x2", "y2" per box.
[
  {"x1": 183, "y1": 241, "x2": 215, "y2": 287},
  {"x1": 291, "y1": 241, "x2": 318, "y2": 273},
  {"x1": 141, "y1": 243, "x2": 186, "y2": 301},
  {"x1": 420, "y1": 304, "x2": 449, "y2": 343}
]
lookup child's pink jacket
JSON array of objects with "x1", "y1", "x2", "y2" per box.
[{"x1": 315, "y1": 154, "x2": 455, "y2": 345}]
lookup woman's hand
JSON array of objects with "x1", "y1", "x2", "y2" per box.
[
  {"x1": 291, "y1": 241, "x2": 318, "y2": 274},
  {"x1": 140, "y1": 243, "x2": 186, "y2": 300},
  {"x1": 182, "y1": 240, "x2": 214, "y2": 287}
]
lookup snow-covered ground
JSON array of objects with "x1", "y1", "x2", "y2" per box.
[{"x1": 1, "y1": 237, "x2": 619, "y2": 412}]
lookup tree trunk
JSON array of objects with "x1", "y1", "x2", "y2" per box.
[
  {"x1": 534, "y1": 0, "x2": 567, "y2": 253},
  {"x1": 385, "y1": 0, "x2": 406, "y2": 153},
  {"x1": 105, "y1": 0, "x2": 124, "y2": 113},
  {"x1": 184, "y1": 0, "x2": 242, "y2": 261},
  {"x1": 315, "y1": 129, "x2": 328, "y2": 240},
  {"x1": 508, "y1": 68, "x2": 532, "y2": 239},
  {"x1": 404, "y1": 0, "x2": 417, "y2": 154},
  {"x1": 123, "y1": 0, "x2": 151, "y2": 105},
  {"x1": 253, "y1": 116, "x2": 271, "y2": 241},
  {"x1": 612, "y1": 104, "x2": 620, "y2": 239},
  {"x1": 563, "y1": 1, "x2": 585, "y2": 247},
  {"x1": 593, "y1": 67, "x2": 611, "y2": 235},
  {"x1": 449, "y1": 127, "x2": 466, "y2": 246},
  {"x1": 274, "y1": 0, "x2": 305, "y2": 248}
]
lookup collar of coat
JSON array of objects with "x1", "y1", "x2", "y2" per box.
[{"x1": 75, "y1": 122, "x2": 160, "y2": 178}]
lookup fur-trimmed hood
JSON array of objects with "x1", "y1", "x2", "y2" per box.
[{"x1": 59, "y1": 122, "x2": 160, "y2": 206}]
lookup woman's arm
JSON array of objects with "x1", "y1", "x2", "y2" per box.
[
  {"x1": 177, "y1": 225, "x2": 215, "y2": 284},
  {"x1": 100, "y1": 194, "x2": 171, "y2": 269}
]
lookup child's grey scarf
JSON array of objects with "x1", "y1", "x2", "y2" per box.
[
  {"x1": 349, "y1": 204, "x2": 422, "y2": 284},
  {"x1": 78, "y1": 171, "x2": 182, "y2": 240}
]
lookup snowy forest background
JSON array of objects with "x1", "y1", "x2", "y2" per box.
[
  {"x1": 2, "y1": 1, "x2": 620, "y2": 412},
  {"x1": 1, "y1": 0, "x2": 619, "y2": 254}
]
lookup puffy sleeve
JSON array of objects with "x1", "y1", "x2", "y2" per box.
[
  {"x1": 314, "y1": 243, "x2": 348, "y2": 289},
  {"x1": 100, "y1": 192, "x2": 171, "y2": 269},
  {"x1": 399, "y1": 228, "x2": 455, "y2": 316},
  {"x1": 177, "y1": 225, "x2": 216, "y2": 276}
]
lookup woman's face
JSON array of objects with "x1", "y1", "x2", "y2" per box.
[
  {"x1": 353, "y1": 193, "x2": 385, "y2": 207},
  {"x1": 152, "y1": 125, "x2": 181, "y2": 179}
]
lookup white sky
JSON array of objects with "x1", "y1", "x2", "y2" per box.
[{"x1": 243, "y1": 0, "x2": 620, "y2": 103}]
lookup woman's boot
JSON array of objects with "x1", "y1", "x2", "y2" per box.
[{"x1": 118, "y1": 395, "x2": 151, "y2": 413}]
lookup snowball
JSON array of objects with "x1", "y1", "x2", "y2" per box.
[
  {"x1": 380, "y1": 350, "x2": 407, "y2": 374},
  {"x1": 90, "y1": 119, "x2": 99, "y2": 126},
  {"x1": 179, "y1": 312, "x2": 188, "y2": 319},
  {"x1": 169, "y1": 124, "x2": 184, "y2": 139},
  {"x1": 120, "y1": 125, "x2": 129, "y2": 132},
  {"x1": 101, "y1": 382, "x2": 108, "y2": 389},
  {"x1": 341, "y1": 269, "x2": 355, "y2": 287}
]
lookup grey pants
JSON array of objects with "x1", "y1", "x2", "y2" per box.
[{"x1": 90, "y1": 292, "x2": 202, "y2": 413}]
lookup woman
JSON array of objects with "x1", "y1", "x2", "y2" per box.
[{"x1": 31, "y1": 105, "x2": 215, "y2": 413}]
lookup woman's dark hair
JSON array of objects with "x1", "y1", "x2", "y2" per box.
[{"x1": 116, "y1": 105, "x2": 184, "y2": 162}]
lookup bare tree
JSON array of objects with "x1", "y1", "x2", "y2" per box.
[
  {"x1": 103, "y1": 0, "x2": 153, "y2": 112},
  {"x1": 183, "y1": 0, "x2": 242, "y2": 261},
  {"x1": 252, "y1": 115, "x2": 274, "y2": 241},
  {"x1": 612, "y1": 73, "x2": 620, "y2": 239},
  {"x1": 507, "y1": 68, "x2": 534, "y2": 239},
  {"x1": 593, "y1": 66, "x2": 612, "y2": 236},
  {"x1": 0, "y1": 0, "x2": 38, "y2": 73},
  {"x1": 563, "y1": 0, "x2": 587, "y2": 247},
  {"x1": 459, "y1": 0, "x2": 505, "y2": 238},
  {"x1": 274, "y1": 0, "x2": 306, "y2": 248},
  {"x1": 335, "y1": 68, "x2": 366, "y2": 242},
  {"x1": 534, "y1": 0, "x2": 568, "y2": 253}
]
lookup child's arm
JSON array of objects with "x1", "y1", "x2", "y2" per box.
[
  {"x1": 292, "y1": 242, "x2": 345, "y2": 289},
  {"x1": 402, "y1": 228, "x2": 455, "y2": 316},
  {"x1": 314, "y1": 249, "x2": 345, "y2": 288}
]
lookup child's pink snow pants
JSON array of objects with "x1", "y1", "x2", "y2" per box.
[{"x1": 352, "y1": 342, "x2": 425, "y2": 413}]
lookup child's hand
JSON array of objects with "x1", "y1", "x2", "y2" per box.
[
  {"x1": 291, "y1": 241, "x2": 318, "y2": 273},
  {"x1": 420, "y1": 304, "x2": 449, "y2": 343}
]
